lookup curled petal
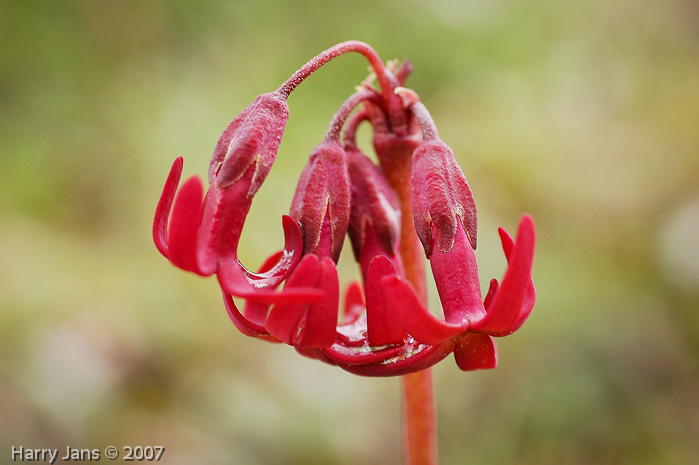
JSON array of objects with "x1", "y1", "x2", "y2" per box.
[
  {"x1": 167, "y1": 176, "x2": 204, "y2": 273},
  {"x1": 333, "y1": 340, "x2": 456, "y2": 377},
  {"x1": 382, "y1": 275, "x2": 466, "y2": 345},
  {"x1": 365, "y1": 256, "x2": 407, "y2": 345},
  {"x1": 222, "y1": 292, "x2": 280, "y2": 342},
  {"x1": 295, "y1": 257, "x2": 340, "y2": 347},
  {"x1": 453, "y1": 333, "x2": 497, "y2": 371},
  {"x1": 342, "y1": 281, "x2": 365, "y2": 324},
  {"x1": 265, "y1": 255, "x2": 320, "y2": 344},
  {"x1": 322, "y1": 343, "x2": 406, "y2": 366},
  {"x1": 213, "y1": 215, "x2": 311, "y2": 299},
  {"x1": 153, "y1": 157, "x2": 207, "y2": 275},
  {"x1": 153, "y1": 157, "x2": 183, "y2": 258},
  {"x1": 265, "y1": 255, "x2": 339, "y2": 348},
  {"x1": 470, "y1": 215, "x2": 536, "y2": 336},
  {"x1": 242, "y1": 215, "x2": 307, "y2": 287},
  {"x1": 497, "y1": 226, "x2": 536, "y2": 331},
  {"x1": 483, "y1": 279, "x2": 499, "y2": 310}
]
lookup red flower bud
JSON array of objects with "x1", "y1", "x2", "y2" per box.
[
  {"x1": 210, "y1": 92, "x2": 289, "y2": 195},
  {"x1": 289, "y1": 141, "x2": 350, "y2": 262},
  {"x1": 346, "y1": 148, "x2": 401, "y2": 260},
  {"x1": 411, "y1": 139, "x2": 477, "y2": 256}
]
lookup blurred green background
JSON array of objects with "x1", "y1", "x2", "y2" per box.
[{"x1": 1, "y1": 0, "x2": 698, "y2": 464}]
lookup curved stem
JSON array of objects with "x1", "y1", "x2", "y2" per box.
[
  {"x1": 324, "y1": 90, "x2": 378, "y2": 143},
  {"x1": 410, "y1": 101, "x2": 439, "y2": 141},
  {"x1": 341, "y1": 108, "x2": 369, "y2": 150},
  {"x1": 277, "y1": 41, "x2": 394, "y2": 105}
]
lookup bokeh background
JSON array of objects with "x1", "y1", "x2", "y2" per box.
[{"x1": 1, "y1": 1, "x2": 698, "y2": 464}]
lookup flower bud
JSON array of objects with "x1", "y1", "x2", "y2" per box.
[
  {"x1": 346, "y1": 148, "x2": 401, "y2": 261},
  {"x1": 210, "y1": 92, "x2": 289, "y2": 195},
  {"x1": 411, "y1": 139, "x2": 477, "y2": 256},
  {"x1": 289, "y1": 140, "x2": 350, "y2": 262}
]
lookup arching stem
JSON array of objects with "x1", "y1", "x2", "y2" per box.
[{"x1": 277, "y1": 40, "x2": 394, "y2": 106}]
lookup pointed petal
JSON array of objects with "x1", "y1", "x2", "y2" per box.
[
  {"x1": 342, "y1": 281, "x2": 365, "y2": 324},
  {"x1": 471, "y1": 215, "x2": 536, "y2": 335},
  {"x1": 366, "y1": 255, "x2": 407, "y2": 345},
  {"x1": 498, "y1": 225, "x2": 536, "y2": 331},
  {"x1": 153, "y1": 157, "x2": 183, "y2": 258},
  {"x1": 296, "y1": 257, "x2": 339, "y2": 347},
  {"x1": 453, "y1": 333, "x2": 497, "y2": 371},
  {"x1": 222, "y1": 292, "x2": 280, "y2": 342},
  {"x1": 483, "y1": 279, "x2": 499, "y2": 310},
  {"x1": 167, "y1": 176, "x2": 204, "y2": 273},
  {"x1": 265, "y1": 255, "x2": 320, "y2": 344},
  {"x1": 382, "y1": 275, "x2": 467, "y2": 345}
]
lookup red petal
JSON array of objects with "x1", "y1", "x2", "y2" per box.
[
  {"x1": 167, "y1": 176, "x2": 204, "y2": 273},
  {"x1": 382, "y1": 275, "x2": 466, "y2": 345},
  {"x1": 265, "y1": 255, "x2": 320, "y2": 344},
  {"x1": 294, "y1": 257, "x2": 339, "y2": 347},
  {"x1": 243, "y1": 251, "x2": 283, "y2": 325},
  {"x1": 245, "y1": 215, "x2": 305, "y2": 285},
  {"x1": 218, "y1": 263, "x2": 323, "y2": 304},
  {"x1": 216, "y1": 215, "x2": 310, "y2": 297},
  {"x1": 453, "y1": 333, "x2": 497, "y2": 371},
  {"x1": 471, "y1": 215, "x2": 536, "y2": 335},
  {"x1": 322, "y1": 342, "x2": 406, "y2": 365},
  {"x1": 429, "y1": 222, "x2": 487, "y2": 325},
  {"x1": 483, "y1": 279, "x2": 499, "y2": 310},
  {"x1": 342, "y1": 281, "x2": 365, "y2": 324},
  {"x1": 366, "y1": 255, "x2": 407, "y2": 345},
  {"x1": 153, "y1": 157, "x2": 183, "y2": 258},
  {"x1": 222, "y1": 292, "x2": 280, "y2": 342},
  {"x1": 333, "y1": 340, "x2": 457, "y2": 377}
]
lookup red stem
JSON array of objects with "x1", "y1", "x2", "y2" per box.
[
  {"x1": 276, "y1": 40, "x2": 394, "y2": 108},
  {"x1": 378, "y1": 130, "x2": 438, "y2": 465},
  {"x1": 324, "y1": 90, "x2": 377, "y2": 143},
  {"x1": 410, "y1": 101, "x2": 439, "y2": 141},
  {"x1": 402, "y1": 370, "x2": 437, "y2": 465}
]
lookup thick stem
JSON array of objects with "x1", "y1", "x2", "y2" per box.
[
  {"x1": 376, "y1": 130, "x2": 437, "y2": 465},
  {"x1": 402, "y1": 370, "x2": 437, "y2": 465}
]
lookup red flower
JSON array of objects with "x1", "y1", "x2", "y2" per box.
[{"x1": 153, "y1": 41, "x2": 536, "y2": 376}]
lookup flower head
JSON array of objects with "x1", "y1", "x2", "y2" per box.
[{"x1": 153, "y1": 41, "x2": 536, "y2": 376}]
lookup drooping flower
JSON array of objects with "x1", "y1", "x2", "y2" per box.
[{"x1": 153, "y1": 41, "x2": 536, "y2": 376}]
